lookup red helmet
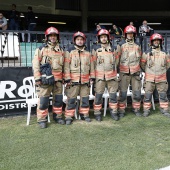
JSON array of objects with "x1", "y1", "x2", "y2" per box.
[
  {"x1": 150, "y1": 33, "x2": 163, "y2": 44},
  {"x1": 124, "y1": 25, "x2": 136, "y2": 34},
  {"x1": 97, "y1": 29, "x2": 110, "y2": 42},
  {"x1": 124, "y1": 25, "x2": 136, "y2": 40},
  {"x1": 73, "y1": 31, "x2": 86, "y2": 43},
  {"x1": 45, "y1": 27, "x2": 59, "y2": 39}
]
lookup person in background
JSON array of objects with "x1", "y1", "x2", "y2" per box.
[
  {"x1": 129, "y1": 21, "x2": 134, "y2": 26},
  {"x1": 109, "y1": 24, "x2": 123, "y2": 36},
  {"x1": 109, "y1": 24, "x2": 123, "y2": 44},
  {"x1": 129, "y1": 21, "x2": 136, "y2": 29},
  {"x1": 26, "y1": 6, "x2": 37, "y2": 42},
  {"x1": 139, "y1": 20, "x2": 152, "y2": 37},
  {"x1": 139, "y1": 20, "x2": 153, "y2": 50},
  {"x1": 8, "y1": 4, "x2": 20, "y2": 30},
  {"x1": 94, "y1": 23, "x2": 105, "y2": 34},
  {"x1": 19, "y1": 13, "x2": 26, "y2": 42},
  {"x1": 129, "y1": 21, "x2": 137, "y2": 33},
  {"x1": 0, "y1": 13, "x2": 7, "y2": 30}
]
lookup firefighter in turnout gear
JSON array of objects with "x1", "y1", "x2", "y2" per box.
[
  {"x1": 141, "y1": 33, "x2": 170, "y2": 117},
  {"x1": 92, "y1": 29, "x2": 119, "y2": 121},
  {"x1": 117, "y1": 25, "x2": 142, "y2": 117},
  {"x1": 64, "y1": 31, "x2": 95, "y2": 125},
  {"x1": 32, "y1": 27, "x2": 65, "y2": 128}
]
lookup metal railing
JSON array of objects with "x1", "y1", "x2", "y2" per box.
[{"x1": 1, "y1": 30, "x2": 170, "y2": 68}]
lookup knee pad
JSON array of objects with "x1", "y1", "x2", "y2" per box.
[
  {"x1": 39, "y1": 96, "x2": 49, "y2": 110},
  {"x1": 81, "y1": 96, "x2": 89, "y2": 108},
  {"x1": 95, "y1": 93, "x2": 103, "y2": 105},
  {"x1": 67, "y1": 98, "x2": 76, "y2": 110},
  {"x1": 53, "y1": 94, "x2": 63, "y2": 107},
  {"x1": 133, "y1": 90, "x2": 141, "y2": 101},
  {"x1": 159, "y1": 92, "x2": 168, "y2": 102},
  {"x1": 119, "y1": 91, "x2": 127, "y2": 102},
  {"x1": 109, "y1": 93, "x2": 117, "y2": 103},
  {"x1": 144, "y1": 93, "x2": 152, "y2": 102}
]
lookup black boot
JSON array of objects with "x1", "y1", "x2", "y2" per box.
[
  {"x1": 119, "y1": 112, "x2": 125, "y2": 118},
  {"x1": 134, "y1": 109, "x2": 142, "y2": 116},
  {"x1": 38, "y1": 121, "x2": 47, "y2": 129},
  {"x1": 110, "y1": 112, "x2": 119, "y2": 121},
  {"x1": 55, "y1": 118, "x2": 65, "y2": 125},
  {"x1": 161, "y1": 109, "x2": 170, "y2": 118},
  {"x1": 163, "y1": 112, "x2": 170, "y2": 118},
  {"x1": 160, "y1": 108, "x2": 170, "y2": 118},
  {"x1": 53, "y1": 113, "x2": 65, "y2": 125},
  {"x1": 65, "y1": 118, "x2": 72, "y2": 125},
  {"x1": 95, "y1": 114, "x2": 102, "y2": 121},
  {"x1": 143, "y1": 110, "x2": 150, "y2": 117},
  {"x1": 118, "y1": 109, "x2": 125, "y2": 118},
  {"x1": 80, "y1": 114, "x2": 91, "y2": 122},
  {"x1": 84, "y1": 117, "x2": 91, "y2": 122}
]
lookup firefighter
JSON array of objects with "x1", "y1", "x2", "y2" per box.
[
  {"x1": 92, "y1": 29, "x2": 119, "y2": 121},
  {"x1": 117, "y1": 25, "x2": 142, "y2": 117},
  {"x1": 140, "y1": 33, "x2": 170, "y2": 117},
  {"x1": 64, "y1": 31, "x2": 95, "y2": 125},
  {"x1": 32, "y1": 27, "x2": 65, "y2": 128}
]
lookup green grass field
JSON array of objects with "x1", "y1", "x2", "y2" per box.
[{"x1": 0, "y1": 104, "x2": 170, "y2": 170}]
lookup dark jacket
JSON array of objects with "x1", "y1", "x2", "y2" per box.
[
  {"x1": 8, "y1": 10, "x2": 20, "y2": 23},
  {"x1": 26, "y1": 11, "x2": 36, "y2": 25},
  {"x1": 110, "y1": 27, "x2": 123, "y2": 36}
]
